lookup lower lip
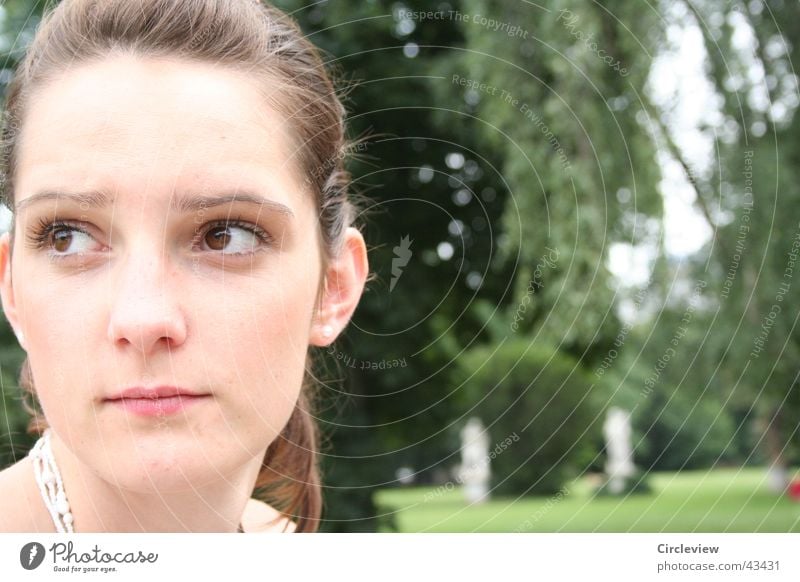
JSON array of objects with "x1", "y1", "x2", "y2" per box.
[{"x1": 105, "y1": 395, "x2": 211, "y2": 417}]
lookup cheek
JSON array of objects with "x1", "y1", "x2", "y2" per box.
[
  {"x1": 239, "y1": 288, "x2": 311, "y2": 352},
  {"x1": 16, "y1": 272, "x2": 96, "y2": 404},
  {"x1": 208, "y1": 273, "x2": 317, "y2": 426}
]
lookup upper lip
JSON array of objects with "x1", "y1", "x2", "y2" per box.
[{"x1": 105, "y1": 386, "x2": 207, "y2": 401}]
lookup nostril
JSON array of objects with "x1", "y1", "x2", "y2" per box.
[{"x1": 108, "y1": 315, "x2": 187, "y2": 355}]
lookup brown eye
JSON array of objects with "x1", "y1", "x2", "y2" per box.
[
  {"x1": 52, "y1": 229, "x2": 74, "y2": 253},
  {"x1": 199, "y1": 221, "x2": 267, "y2": 255},
  {"x1": 205, "y1": 226, "x2": 232, "y2": 251},
  {"x1": 30, "y1": 222, "x2": 97, "y2": 256}
]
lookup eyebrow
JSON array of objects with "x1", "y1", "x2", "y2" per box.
[{"x1": 14, "y1": 189, "x2": 295, "y2": 218}]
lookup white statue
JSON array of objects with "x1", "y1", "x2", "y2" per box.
[
  {"x1": 766, "y1": 463, "x2": 789, "y2": 493},
  {"x1": 395, "y1": 466, "x2": 415, "y2": 486},
  {"x1": 458, "y1": 417, "x2": 491, "y2": 503},
  {"x1": 603, "y1": 407, "x2": 636, "y2": 494}
]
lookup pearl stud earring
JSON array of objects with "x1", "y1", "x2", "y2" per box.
[{"x1": 321, "y1": 325, "x2": 334, "y2": 339}]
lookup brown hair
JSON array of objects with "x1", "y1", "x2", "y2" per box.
[{"x1": 0, "y1": 0, "x2": 362, "y2": 532}]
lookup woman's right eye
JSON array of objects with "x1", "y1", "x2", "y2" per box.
[{"x1": 27, "y1": 219, "x2": 100, "y2": 258}]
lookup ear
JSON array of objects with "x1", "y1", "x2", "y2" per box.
[
  {"x1": 309, "y1": 227, "x2": 369, "y2": 346},
  {"x1": 0, "y1": 231, "x2": 24, "y2": 349}
]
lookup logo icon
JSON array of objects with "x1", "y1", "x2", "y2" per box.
[
  {"x1": 390, "y1": 235, "x2": 413, "y2": 292},
  {"x1": 20, "y1": 542, "x2": 46, "y2": 570}
]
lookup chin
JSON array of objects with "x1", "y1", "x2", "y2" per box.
[
  {"x1": 104, "y1": 454, "x2": 230, "y2": 494},
  {"x1": 95, "y1": 435, "x2": 240, "y2": 494}
]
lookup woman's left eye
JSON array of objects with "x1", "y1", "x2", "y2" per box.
[{"x1": 197, "y1": 220, "x2": 272, "y2": 255}]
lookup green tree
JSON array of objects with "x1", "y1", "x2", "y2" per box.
[
  {"x1": 659, "y1": 0, "x2": 800, "y2": 482},
  {"x1": 458, "y1": 340, "x2": 604, "y2": 495}
]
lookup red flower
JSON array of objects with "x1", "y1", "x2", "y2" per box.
[{"x1": 788, "y1": 480, "x2": 800, "y2": 500}]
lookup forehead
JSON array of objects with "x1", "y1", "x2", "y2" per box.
[{"x1": 14, "y1": 53, "x2": 308, "y2": 210}]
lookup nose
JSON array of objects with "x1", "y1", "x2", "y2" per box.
[{"x1": 107, "y1": 249, "x2": 188, "y2": 356}]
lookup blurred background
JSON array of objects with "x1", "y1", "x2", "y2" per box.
[{"x1": 1, "y1": 0, "x2": 799, "y2": 532}]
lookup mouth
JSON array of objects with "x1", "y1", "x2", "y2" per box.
[{"x1": 104, "y1": 386, "x2": 212, "y2": 417}]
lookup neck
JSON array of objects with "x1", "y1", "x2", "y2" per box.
[{"x1": 44, "y1": 431, "x2": 264, "y2": 533}]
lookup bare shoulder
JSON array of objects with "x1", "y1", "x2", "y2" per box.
[{"x1": 241, "y1": 498, "x2": 297, "y2": 533}]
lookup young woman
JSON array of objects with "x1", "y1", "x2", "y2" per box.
[{"x1": 0, "y1": 0, "x2": 368, "y2": 533}]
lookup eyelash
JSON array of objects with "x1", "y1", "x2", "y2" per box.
[
  {"x1": 26, "y1": 217, "x2": 82, "y2": 251},
  {"x1": 26, "y1": 216, "x2": 273, "y2": 258}
]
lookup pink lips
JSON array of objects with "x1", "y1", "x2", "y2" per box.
[{"x1": 104, "y1": 386, "x2": 211, "y2": 417}]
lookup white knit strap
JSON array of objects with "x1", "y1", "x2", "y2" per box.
[{"x1": 29, "y1": 430, "x2": 74, "y2": 533}]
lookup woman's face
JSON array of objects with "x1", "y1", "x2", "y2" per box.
[{"x1": 0, "y1": 54, "x2": 328, "y2": 491}]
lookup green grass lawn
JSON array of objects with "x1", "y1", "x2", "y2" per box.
[{"x1": 374, "y1": 467, "x2": 800, "y2": 532}]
